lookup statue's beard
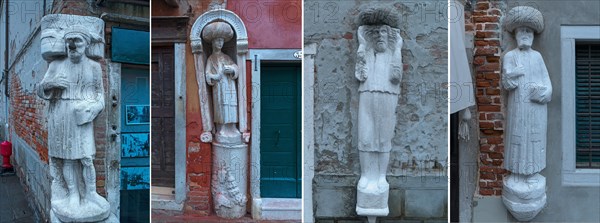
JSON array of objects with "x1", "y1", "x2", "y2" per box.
[
  {"x1": 375, "y1": 42, "x2": 387, "y2": 52},
  {"x1": 517, "y1": 38, "x2": 532, "y2": 50},
  {"x1": 69, "y1": 51, "x2": 83, "y2": 63}
]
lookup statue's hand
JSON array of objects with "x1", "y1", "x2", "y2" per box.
[
  {"x1": 530, "y1": 85, "x2": 551, "y2": 104},
  {"x1": 74, "y1": 103, "x2": 94, "y2": 125},
  {"x1": 355, "y1": 52, "x2": 367, "y2": 81},
  {"x1": 209, "y1": 73, "x2": 222, "y2": 82},
  {"x1": 47, "y1": 76, "x2": 69, "y2": 90},
  {"x1": 390, "y1": 65, "x2": 402, "y2": 85},
  {"x1": 223, "y1": 65, "x2": 235, "y2": 75}
]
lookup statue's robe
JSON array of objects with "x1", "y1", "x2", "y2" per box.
[
  {"x1": 38, "y1": 57, "x2": 105, "y2": 160},
  {"x1": 502, "y1": 48, "x2": 552, "y2": 175},
  {"x1": 206, "y1": 52, "x2": 239, "y2": 124}
]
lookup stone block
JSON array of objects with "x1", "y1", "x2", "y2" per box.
[{"x1": 404, "y1": 189, "x2": 446, "y2": 218}]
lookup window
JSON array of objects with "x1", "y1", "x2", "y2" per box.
[
  {"x1": 575, "y1": 43, "x2": 600, "y2": 168},
  {"x1": 561, "y1": 26, "x2": 600, "y2": 186}
]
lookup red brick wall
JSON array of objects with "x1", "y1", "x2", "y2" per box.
[
  {"x1": 468, "y1": 0, "x2": 506, "y2": 196},
  {"x1": 10, "y1": 74, "x2": 48, "y2": 163}
]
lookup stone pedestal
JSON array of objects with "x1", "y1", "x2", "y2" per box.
[
  {"x1": 212, "y1": 134, "x2": 248, "y2": 219},
  {"x1": 502, "y1": 173, "x2": 546, "y2": 221},
  {"x1": 357, "y1": 183, "x2": 389, "y2": 223}
]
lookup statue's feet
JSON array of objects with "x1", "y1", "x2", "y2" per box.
[{"x1": 358, "y1": 176, "x2": 368, "y2": 189}]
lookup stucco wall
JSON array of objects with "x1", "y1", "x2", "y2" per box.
[
  {"x1": 472, "y1": 0, "x2": 600, "y2": 222},
  {"x1": 305, "y1": 0, "x2": 448, "y2": 221}
]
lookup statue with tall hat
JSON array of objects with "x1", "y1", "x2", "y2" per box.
[
  {"x1": 354, "y1": 7, "x2": 403, "y2": 223},
  {"x1": 501, "y1": 6, "x2": 551, "y2": 221},
  {"x1": 39, "y1": 14, "x2": 116, "y2": 222},
  {"x1": 203, "y1": 21, "x2": 240, "y2": 140}
]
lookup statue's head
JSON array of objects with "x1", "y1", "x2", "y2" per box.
[
  {"x1": 202, "y1": 22, "x2": 234, "y2": 51},
  {"x1": 503, "y1": 6, "x2": 544, "y2": 50},
  {"x1": 64, "y1": 26, "x2": 91, "y2": 63},
  {"x1": 515, "y1": 26, "x2": 534, "y2": 50},
  {"x1": 358, "y1": 7, "x2": 400, "y2": 53},
  {"x1": 364, "y1": 25, "x2": 392, "y2": 52}
]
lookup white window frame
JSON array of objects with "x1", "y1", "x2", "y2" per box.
[{"x1": 561, "y1": 25, "x2": 600, "y2": 186}]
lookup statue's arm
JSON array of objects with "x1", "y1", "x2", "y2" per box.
[
  {"x1": 355, "y1": 26, "x2": 367, "y2": 82},
  {"x1": 502, "y1": 52, "x2": 520, "y2": 90},
  {"x1": 205, "y1": 59, "x2": 220, "y2": 86},
  {"x1": 75, "y1": 62, "x2": 105, "y2": 126},
  {"x1": 37, "y1": 61, "x2": 58, "y2": 99},
  {"x1": 390, "y1": 28, "x2": 403, "y2": 85},
  {"x1": 533, "y1": 55, "x2": 552, "y2": 103}
]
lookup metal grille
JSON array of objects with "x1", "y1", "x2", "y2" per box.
[{"x1": 575, "y1": 42, "x2": 600, "y2": 168}]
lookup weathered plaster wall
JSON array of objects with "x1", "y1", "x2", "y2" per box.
[
  {"x1": 305, "y1": 0, "x2": 448, "y2": 221},
  {"x1": 472, "y1": 0, "x2": 600, "y2": 222}
]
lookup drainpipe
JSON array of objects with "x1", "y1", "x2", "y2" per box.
[
  {"x1": 3, "y1": 0, "x2": 9, "y2": 140},
  {"x1": 3, "y1": 0, "x2": 9, "y2": 98}
]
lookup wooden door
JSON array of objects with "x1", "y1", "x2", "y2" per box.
[{"x1": 151, "y1": 47, "x2": 176, "y2": 188}]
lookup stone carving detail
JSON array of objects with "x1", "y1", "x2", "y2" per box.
[
  {"x1": 501, "y1": 6, "x2": 551, "y2": 221},
  {"x1": 354, "y1": 8, "x2": 403, "y2": 223},
  {"x1": 38, "y1": 14, "x2": 116, "y2": 223},
  {"x1": 191, "y1": 10, "x2": 249, "y2": 219},
  {"x1": 212, "y1": 164, "x2": 248, "y2": 216}
]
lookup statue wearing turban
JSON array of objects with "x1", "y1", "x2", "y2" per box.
[{"x1": 203, "y1": 22, "x2": 240, "y2": 137}]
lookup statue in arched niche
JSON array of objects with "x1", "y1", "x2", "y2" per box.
[{"x1": 202, "y1": 21, "x2": 241, "y2": 140}]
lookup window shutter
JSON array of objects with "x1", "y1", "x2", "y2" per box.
[{"x1": 575, "y1": 43, "x2": 600, "y2": 168}]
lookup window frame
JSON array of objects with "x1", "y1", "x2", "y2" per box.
[{"x1": 561, "y1": 25, "x2": 600, "y2": 186}]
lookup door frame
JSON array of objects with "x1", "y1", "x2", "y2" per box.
[
  {"x1": 149, "y1": 43, "x2": 187, "y2": 211},
  {"x1": 250, "y1": 49, "x2": 302, "y2": 220}
]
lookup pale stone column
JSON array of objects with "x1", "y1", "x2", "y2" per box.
[
  {"x1": 38, "y1": 14, "x2": 117, "y2": 223},
  {"x1": 501, "y1": 6, "x2": 551, "y2": 221},
  {"x1": 354, "y1": 8, "x2": 403, "y2": 223}
]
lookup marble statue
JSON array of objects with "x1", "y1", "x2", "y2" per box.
[
  {"x1": 203, "y1": 21, "x2": 240, "y2": 140},
  {"x1": 501, "y1": 6, "x2": 551, "y2": 221},
  {"x1": 354, "y1": 8, "x2": 403, "y2": 223},
  {"x1": 200, "y1": 21, "x2": 248, "y2": 218},
  {"x1": 38, "y1": 14, "x2": 116, "y2": 222}
]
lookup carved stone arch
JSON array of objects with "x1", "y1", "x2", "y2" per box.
[
  {"x1": 190, "y1": 9, "x2": 249, "y2": 142},
  {"x1": 190, "y1": 9, "x2": 248, "y2": 54}
]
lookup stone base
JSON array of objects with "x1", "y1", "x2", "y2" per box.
[
  {"x1": 502, "y1": 173, "x2": 547, "y2": 221},
  {"x1": 356, "y1": 184, "x2": 389, "y2": 216},
  {"x1": 51, "y1": 196, "x2": 111, "y2": 222},
  {"x1": 212, "y1": 141, "x2": 248, "y2": 219},
  {"x1": 51, "y1": 210, "x2": 117, "y2": 223}
]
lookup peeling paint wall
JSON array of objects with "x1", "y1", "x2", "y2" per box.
[{"x1": 305, "y1": 0, "x2": 448, "y2": 221}]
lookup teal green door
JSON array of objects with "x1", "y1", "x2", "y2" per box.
[{"x1": 260, "y1": 64, "x2": 301, "y2": 198}]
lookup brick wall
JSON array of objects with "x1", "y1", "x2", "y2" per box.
[
  {"x1": 468, "y1": 0, "x2": 506, "y2": 196},
  {"x1": 10, "y1": 74, "x2": 48, "y2": 163}
]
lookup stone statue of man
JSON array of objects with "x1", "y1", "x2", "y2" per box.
[
  {"x1": 203, "y1": 22, "x2": 240, "y2": 139},
  {"x1": 501, "y1": 6, "x2": 551, "y2": 221},
  {"x1": 38, "y1": 24, "x2": 110, "y2": 222},
  {"x1": 355, "y1": 8, "x2": 402, "y2": 220}
]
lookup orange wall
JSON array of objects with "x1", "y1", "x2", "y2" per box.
[{"x1": 227, "y1": 0, "x2": 302, "y2": 49}]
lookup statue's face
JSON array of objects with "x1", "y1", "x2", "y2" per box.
[
  {"x1": 65, "y1": 33, "x2": 88, "y2": 63},
  {"x1": 213, "y1": 38, "x2": 224, "y2": 51},
  {"x1": 368, "y1": 26, "x2": 389, "y2": 52},
  {"x1": 515, "y1": 27, "x2": 534, "y2": 50}
]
